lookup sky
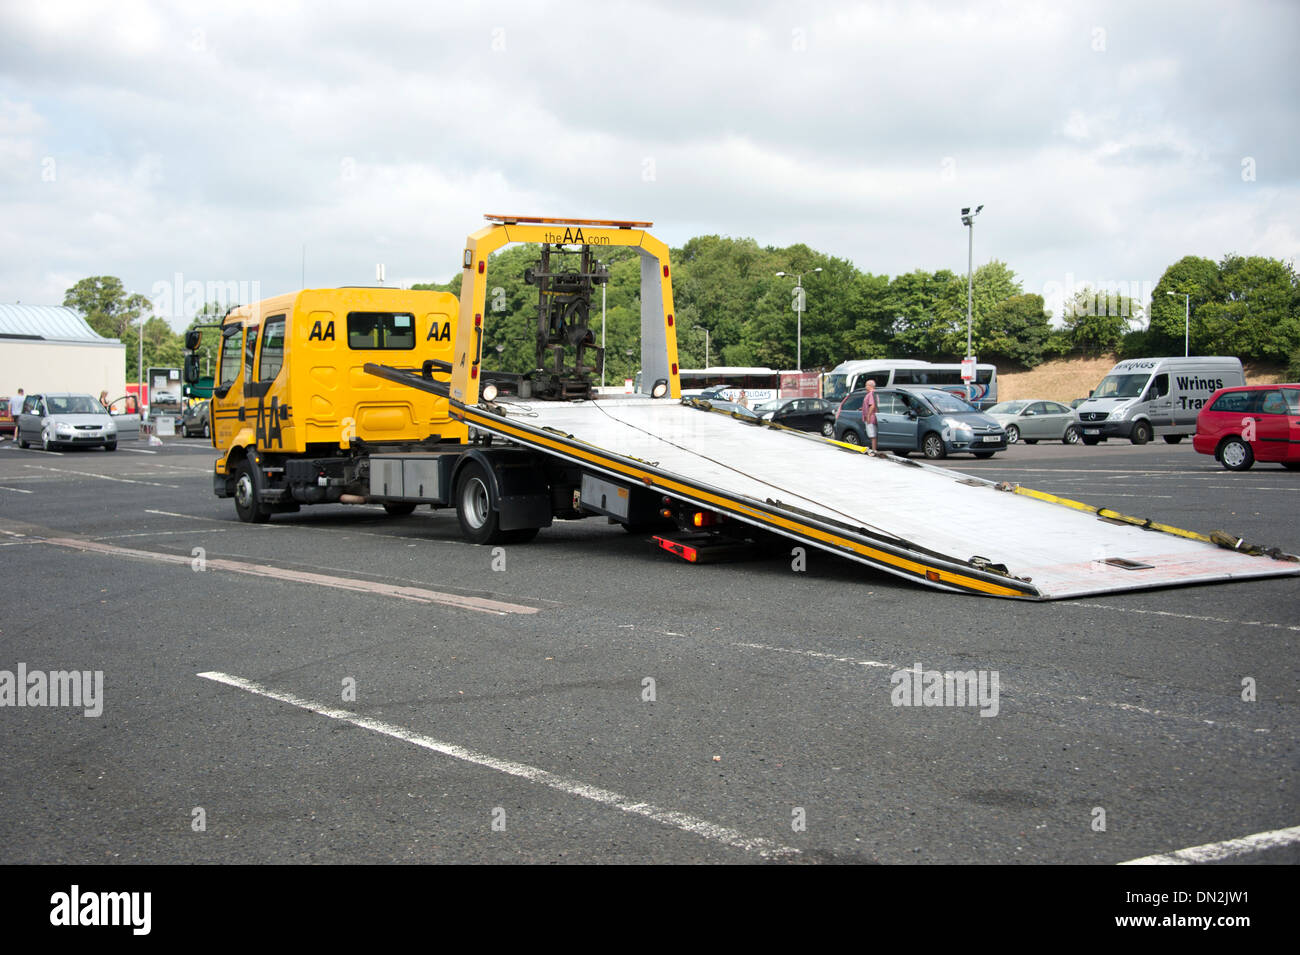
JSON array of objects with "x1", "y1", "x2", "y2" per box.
[{"x1": 2, "y1": 0, "x2": 1298, "y2": 330}]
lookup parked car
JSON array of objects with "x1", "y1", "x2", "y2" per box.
[
  {"x1": 181, "y1": 399, "x2": 211, "y2": 438},
  {"x1": 832, "y1": 387, "x2": 1007, "y2": 458},
  {"x1": 15, "y1": 392, "x2": 119, "y2": 451},
  {"x1": 1192, "y1": 384, "x2": 1300, "y2": 471},
  {"x1": 986, "y1": 400, "x2": 1082, "y2": 445},
  {"x1": 759, "y1": 397, "x2": 836, "y2": 433},
  {"x1": 0, "y1": 397, "x2": 13, "y2": 437}
]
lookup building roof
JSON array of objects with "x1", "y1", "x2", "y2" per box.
[{"x1": 0, "y1": 304, "x2": 115, "y2": 343}]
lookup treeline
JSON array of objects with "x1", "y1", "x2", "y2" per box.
[
  {"x1": 416, "y1": 239, "x2": 1300, "y2": 382},
  {"x1": 65, "y1": 241, "x2": 1300, "y2": 386}
]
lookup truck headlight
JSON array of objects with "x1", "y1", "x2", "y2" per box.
[{"x1": 1111, "y1": 405, "x2": 1129, "y2": 421}]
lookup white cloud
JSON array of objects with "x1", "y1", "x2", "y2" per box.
[{"x1": 0, "y1": 0, "x2": 1296, "y2": 331}]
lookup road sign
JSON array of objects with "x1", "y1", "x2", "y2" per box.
[{"x1": 961, "y1": 357, "x2": 977, "y2": 382}]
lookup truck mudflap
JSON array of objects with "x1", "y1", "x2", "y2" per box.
[{"x1": 364, "y1": 368, "x2": 1300, "y2": 600}]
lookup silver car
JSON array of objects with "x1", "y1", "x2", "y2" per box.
[
  {"x1": 986, "y1": 400, "x2": 1081, "y2": 445},
  {"x1": 16, "y1": 392, "x2": 120, "y2": 451}
]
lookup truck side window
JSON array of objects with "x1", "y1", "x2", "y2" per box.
[
  {"x1": 259, "y1": 316, "x2": 286, "y2": 382},
  {"x1": 1148, "y1": 374, "x2": 1169, "y2": 400},
  {"x1": 347, "y1": 312, "x2": 416, "y2": 350},
  {"x1": 218, "y1": 326, "x2": 243, "y2": 387}
]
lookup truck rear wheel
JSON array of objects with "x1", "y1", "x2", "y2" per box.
[
  {"x1": 233, "y1": 460, "x2": 270, "y2": 523},
  {"x1": 456, "y1": 460, "x2": 510, "y2": 544}
]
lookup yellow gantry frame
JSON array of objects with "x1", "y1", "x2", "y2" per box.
[{"x1": 450, "y1": 217, "x2": 682, "y2": 405}]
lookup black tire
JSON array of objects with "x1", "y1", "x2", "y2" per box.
[
  {"x1": 894, "y1": 448, "x2": 909, "y2": 457},
  {"x1": 233, "y1": 459, "x2": 270, "y2": 523},
  {"x1": 1131, "y1": 421, "x2": 1153, "y2": 445},
  {"x1": 1063, "y1": 426, "x2": 1080, "y2": 445},
  {"x1": 1163, "y1": 435, "x2": 1184, "y2": 444},
  {"x1": 18, "y1": 435, "x2": 28, "y2": 448},
  {"x1": 820, "y1": 419, "x2": 834, "y2": 438},
  {"x1": 1081, "y1": 436, "x2": 1100, "y2": 446},
  {"x1": 973, "y1": 451, "x2": 996, "y2": 458},
  {"x1": 383, "y1": 502, "x2": 417, "y2": 516},
  {"x1": 1219, "y1": 437, "x2": 1254, "y2": 472},
  {"x1": 104, "y1": 442, "x2": 117, "y2": 452},
  {"x1": 1005, "y1": 425, "x2": 1020, "y2": 445},
  {"x1": 841, "y1": 430, "x2": 861, "y2": 446},
  {"x1": 922, "y1": 432, "x2": 946, "y2": 459},
  {"x1": 1024, "y1": 439, "x2": 1038, "y2": 445},
  {"x1": 455, "y1": 460, "x2": 509, "y2": 544},
  {"x1": 1283, "y1": 462, "x2": 1300, "y2": 471},
  {"x1": 203, "y1": 421, "x2": 210, "y2": 439}
]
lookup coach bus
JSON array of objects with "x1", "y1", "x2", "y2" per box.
[{"x1": 822, "y1": 359, "x2": 999, "y2": 409}]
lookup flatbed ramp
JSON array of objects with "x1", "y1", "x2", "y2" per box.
[{"x1": 459, "y1": 396, "x2": 1299, "y2": 600}]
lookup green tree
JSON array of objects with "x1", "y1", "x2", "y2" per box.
[
  {"x1": 63, "y1": 276, "x2": 153, "y2": 341},
  {"x1": 978, "y1": 293, "x2": 1052, "y2": 367},
  {"x1": 1193, "y1": 255, "x2": 1299, "y2": 361},
  {"x1": 1062, "y1": 286, "x2": 1136, "y2": 355},
  {"x1": 1149, "y1": 256, "x2": 1219, "y2": 354}
]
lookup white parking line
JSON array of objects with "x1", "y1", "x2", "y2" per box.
[
  {"x1": 21, "y1": 463, "x2": 178, "y2": 488},
  {"x1": 1119, "y1": 824, "x2": 1300, "y2": 864},
  {"x1": 734, "y1": 642, "x2": 1264, "y2": 729},
  {"x1": 198, "y1": 670, "x2": 799, "y2": 860},
  {"x1": 120, "y1": 448, "x2": 158, "y2": 454},
  {"x1": 44, "y1": 537, "x2": 536, "y2": 615},
  {"x1": 0, "y1": 485, "x2": 33, "y2": 494},
  {"x1": 1067, "y1": 602, "x2": 1300, "y2": 632}
]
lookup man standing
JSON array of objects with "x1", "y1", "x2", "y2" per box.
[
  {"x1": 862, "y1": 379, "x2": 878, "y2": 452},
  {"x1": 7, "y1": 389, "x2": 23, "y2": 441}
]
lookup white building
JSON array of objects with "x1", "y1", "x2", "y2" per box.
[{"x1": 0, "y1": 304, "x2": 126, "y2": 399}]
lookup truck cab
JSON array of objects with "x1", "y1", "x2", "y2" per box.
[{"x1": 207, "y1": 287, "x2": 464, "y2": 521}]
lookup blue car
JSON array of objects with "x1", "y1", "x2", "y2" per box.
[{"x1": 832, "y1": 387, "x2": 1007, "y2": 459}]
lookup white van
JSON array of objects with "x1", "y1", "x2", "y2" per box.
[{"x1": 1075, "y1": 356, "x2": 1245, "y2": 445}]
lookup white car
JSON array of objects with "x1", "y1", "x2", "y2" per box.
[
  {"x1": 16, "y1": 392, "x2": 119, "y2": 451},
  {"x1": 985, "y1": 400, "x2": 1081, "y2": 445}
]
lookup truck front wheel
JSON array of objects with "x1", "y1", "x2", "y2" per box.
[{"x1": 233, "y1": 460, "x2": 270, "y2": 523}]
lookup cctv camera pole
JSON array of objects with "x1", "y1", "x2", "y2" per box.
[{"x1": 960, "y1": 205, "x2": 984, "y2": 402}]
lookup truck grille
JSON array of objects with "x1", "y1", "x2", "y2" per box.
[{"x1": 1080, "y1": 412, "x2": 1108, "y2": 422}]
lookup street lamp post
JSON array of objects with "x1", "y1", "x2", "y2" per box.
[
  {"x1": 960, "y1": 205, "x2": 984, "y2": 403},
  {"x1": 775, "y1": 268, "x2": 822, "y2": 371},
  {"x1": 1166, "y1": 290, "x2": 1190, "y2": 357},
  {"x1": 959, "y1": 205, "x2": 984, "y2": 361}
]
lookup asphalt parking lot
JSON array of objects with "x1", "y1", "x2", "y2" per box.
[{"x1": 0, "y1": 433, "x2": 1296, "y2": 864}]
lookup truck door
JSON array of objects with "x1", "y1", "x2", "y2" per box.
[{"x1": 211, "y1": 322, "x2": 248, "y2": 446}]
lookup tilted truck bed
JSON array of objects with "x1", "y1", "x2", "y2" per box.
[{"x1": 456, "y1": 396, "x2": 1299, "y2": 600}]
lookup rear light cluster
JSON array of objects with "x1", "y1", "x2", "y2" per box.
[{"x1": 658, "y1": 495, "x2": 723, "y2": 530}]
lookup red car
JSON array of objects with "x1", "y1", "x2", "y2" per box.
[
  {"x1": 0, "y1": 397, "x2": 13, "y2": 437},
  {"x1": 1193, "y1": 384, "x2": 1300, "y2": 471}
]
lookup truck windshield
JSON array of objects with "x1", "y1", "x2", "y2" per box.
[{"x1": 1092, "y1": 374, "x2": 1150, "y2": 399}]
